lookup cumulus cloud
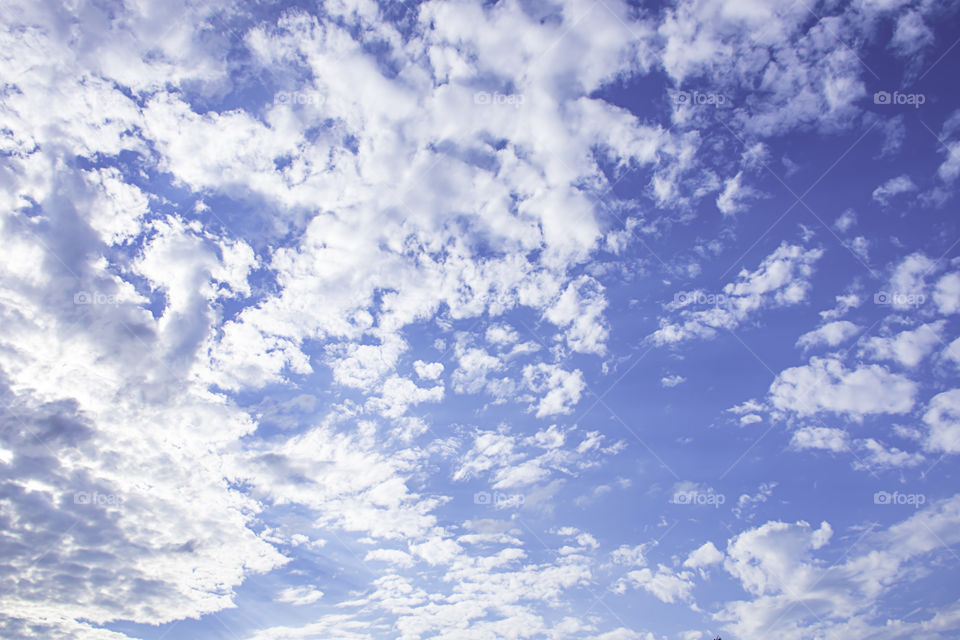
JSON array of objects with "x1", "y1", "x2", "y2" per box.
[
  {"x1": 872, "y1": 174, "x2": 917, "y2": 205},
  {"x1": 934, "y1": 273, "x2": 960, "y2": 314},
  {"x1": 790, "y1": 426, "x2": 850, "y2": 452},
  {"x1": 716, "y1": 171, "x2": 758, "y2": 215},
  {"x1": 276, "y1": 586, "x2": 325, "y2": 606},
  {"x1": 923, "y1": 390, "x2": 960, "y2": 454},
  {"x1": 861, "y1": 321, "x2": 945, "y2": 368},
  {"x1": 522, "y1": 363, "x2": 586, "y2": 417},
  {"x1": 652, "y1": 243, "x2": 823, "y2": 345},
  {"x1": 715, "y1": 498, "x2": 960, "y2": 638},
  {"x1": 795, "y1": 320, "x2": 861, "y2": 350},
  {"x1": 769, "y1": 356, "x2": 918, "y2": 419},
  {"x1": 661, "y1": 374, "x2": 686, "y2": 387},
  {"x1": 683, "y1": 541, "x2": 724, "y2": 569},
  {"x1": 2, "y1": 0, "x2": 959, "y2": 637},
  {"x1": 614, "y1": 565, "x2": 695, "y2": 603}
]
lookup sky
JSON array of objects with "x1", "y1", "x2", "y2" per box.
[{"x1": 1, "y1": 0, "x2": 960, "y2": 638}]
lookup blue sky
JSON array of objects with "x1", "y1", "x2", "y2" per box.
[{"x1": 2, "y1": 0, "x2": 960, "y2": 638}]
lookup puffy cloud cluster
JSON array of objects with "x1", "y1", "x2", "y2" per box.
[{"x1": 2, "y1": 0, "x2": 960, "y2": 638}]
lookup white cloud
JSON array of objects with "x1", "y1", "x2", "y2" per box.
[
  {"x1": 653, "y1": 243, "x2": 823, "y2": 344},
  {"x1": 276, "y1": 586, "x2": 325, "y2": 606},
  {"x1": 820, "y1": 292, "x2": 861, "y2": 321},
  {"x1": 612, "y1": 544, "x2": 649, "y2": 567},
  {"x1": 733, "y1": 483, "x2": 778, "y2": 521},
  {"x1": 795, "y1": 320, "x2": 861, "y2": 350},
  {"x1": 890, "y1": 9, "x2": 934, "y2": 58},
  {"x1": 834, "y1": 209, "x2": 856, "y2": 232},
  {"x1": 934, "y1": 273, "x2": 960, "y2": 314},
  {"x1": 413, "y1": 360, "x2": 445, "y2": 380},
  {"x1": 327, "y1": 337, "x2": 407, "y2": 389},
  {"x1": 660, "y1": 374, "x2": 686, "y2": 387},
  {"x1": 545, "y1": 275, "x2": 610, "y2": 355},
  {"x1": 522, "y1": 363, "x2": 586, "y2": 417},
  {"x1": 887, "y1": 252, "x2": 935, "y2": 309},
  {"x1": 614, "y1": 565, "x2": 695, "y2": 603},
  {"x1": 716, "y1": 171, "x2": 758, "y2": 215},
  {"x1": 485, "y1": 323, "x2": 519, "y2": 346},
  {"x1": 4, "y1": 0, "x2": 959, "y2": 637},
  {"x1": 364, "y1": 548, "x2": 416, "y2": 568},
  {"x1": 716, "y1": 497, "x2": 960, "y2": 638},
  {"x1": 944, "y1": 337, "x2": 960, "y2": 365},
  {"x1": 853, "y1": 438, "x2": 925, "y2": 470},
  {"x1": 770, "y1": 356, "x2": 918, "y2": 419},
  {"x1": 861, "y1": 321, "x2": 945, "y2": 368},
  {"x1": 872, "y1": 174, "x2": 917, "y2": 205},
  {"x1": 452, "y1": 347, "x2": 502, "y2": 395},
  {"x1": 790, "y1": 426, "x2": 850, "y2": 452},
  {"x1": 923, "y1": 390, "x2": 960, "y2": 454},
  {"x1": 365, "y1": 375, "x2": 444, "y2": 418},
  {"x1": 410, "y1": 535, "x2": 462, "y2": 566},
  {"x1": 683, "y1": 541, "x2": 724, "y2": 569}
]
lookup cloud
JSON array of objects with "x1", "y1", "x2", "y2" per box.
[
  {"x1": 485, "y1": 323, "x2": 519, "y2": 346},
  {"x1": 451, "y1": 347, "x2": 503, "y2": 395},
  {"x1": 3, "y1": 0, "x2": 959, "y2": 637},
  {"x1": 522, "y1": 363, "x2": 586, "y2": 417},
  {"x1": 769, "y1": 356, "x2": 918, "y2": 419},
  {"x1": 861, "y1": 321, "x2": 945, "y2": 368},
  {"x1": 853, "y1": 438, "x2": 925, "y2": 470},
  {"x1": 887, "y1": 252, "x2": 936, "y2": 309},
  {"x1": 872, "y1": 175, "x2": 917, "y2": 205},
  {"x1": 652, "y1": 243, "x2": 823, "y2": 344},
  {"x1": 890, "y1": 9, "x2": 935, "y2": 58},
  {"x1": 365, "y1": 375, "x2": 444, "y2": 419},
  {"x1": 834, "y1": 209, "x2": 857, "y2": 232},
  {"x1": 790, "y1": 426, "x2": 850, "y2": 452},
  {"x1": 276, "y1": 586, "x2": 325, "y2": 606},
  {"x1": 660, "y1": 374, "x2": 686, "y2": 387},
  {"x1": 413, "y1": 360, "x2": 445, "y2": 380},
  {"x1": 545, "y1": 275, "x2": 610, "y2": 355},
  {"x1": 934, "y1": 273, "x2": 960, "y2": 314},
  {"x1": 364, "y1": 548, "x2": 416, "y2": 568},
  {"x1": 716, "y1": 497, "x2": 960, "y2": 638},
  {"x1": 923, "y1": 390, "x2": 960, "y2": 454},
  {"x1": 795, "y1": 320, "x2": 861, "y2": 350},
  {"x1": 614, "y1": 565, "x2": 695, "y2": 603},
  {"x1": 716, "y1": 171, "x2": 758, "y2": 215},
  {"x1": 683, "y1": 541, "x2": 724, "y2": 569}
]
